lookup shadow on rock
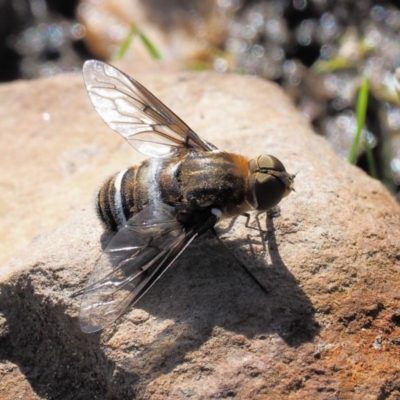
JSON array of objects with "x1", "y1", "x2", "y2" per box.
[
  {"x1": 106, "y1": 214, "x2": 319, "y2": 385},
  {"x1": 0, "y1": 277, "x2": 138, "y2": 400},
  {"x1": 0, "y1": 215, "x2": 318, "y2": 398}
]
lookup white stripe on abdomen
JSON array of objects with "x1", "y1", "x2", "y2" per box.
[
  {"x1": 147, "y1": 159, "x2": 162, "y2": 203},
  {"x1": 114, "y1": 168, "x2": 128, "y2": 226}
]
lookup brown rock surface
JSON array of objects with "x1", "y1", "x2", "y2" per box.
[
  {"x1": 78, "y1": 0, "x2": 228, "y2": 64},
  {"x1": 1, "y1": 63, "x2": 400, "y2": 399}
]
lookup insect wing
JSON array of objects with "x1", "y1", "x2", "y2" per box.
[
  {"x1": 83, "y1": 60, "x2": 217, "y2": 158},
  {"x1": 78, "y1": 204, "x2": 196, "y2": 333}
]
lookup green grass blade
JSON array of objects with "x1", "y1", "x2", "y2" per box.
[
  {"x1": 114, "y1": 26, "x2": 138, "y2": 60},
  {"x1": 138, "y1": 31, "x2": 161, "y2": 60},
  {"x1": 348, "y1": 77, "x2": 369, "y2": 165},
  {"x1": 114, "y1": 26, "x2": 161, "y2": 60}
]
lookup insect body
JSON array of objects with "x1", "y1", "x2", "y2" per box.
[{"x1": 77, "y1": 60, "x2": 295, "y2": 333}]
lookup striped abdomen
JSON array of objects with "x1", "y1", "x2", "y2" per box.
[{"x1": 96, "y1": 158, "x2": 167, "y2": 230}]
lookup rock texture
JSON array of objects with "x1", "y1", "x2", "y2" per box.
[{"x1": 1, "y1": 63, "x2": 400, "y2": 399}]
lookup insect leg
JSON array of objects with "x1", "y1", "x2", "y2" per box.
[
  {"x1": 241, "y1": 212, "x2": 267, "y2": 235},
  {"x1": 267, "y1": 205, "x2": 281, "y2": 218},
  {"x1": 211, "y1": 228, "x2": 269, "y2": 295},
  {"x1": 241, "y1": 205, "x2": 282, "y2": 235}
]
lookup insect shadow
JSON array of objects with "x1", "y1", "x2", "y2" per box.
[{"x1": 95, "y1": 214, "x2": 319, "y2": 383}]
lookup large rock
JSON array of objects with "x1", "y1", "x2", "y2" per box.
[{"x1": 0, "y1": 62, "x2": 400, "y2": 399}]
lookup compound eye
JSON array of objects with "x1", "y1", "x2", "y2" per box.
[
  {"x1": 254, "y1": 173, "x2": 286, "y2": 211},
  {"x1": 258, "y1": 155, "x2": 286, "y2": 172}
]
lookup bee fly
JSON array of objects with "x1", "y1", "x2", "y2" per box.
[{"x1": 75, "y1": 60, "x2": 295, "y2": 333}]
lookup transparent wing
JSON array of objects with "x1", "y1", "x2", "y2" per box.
[
  {"x1": 77, "y1": 203, "x2": 199, "y2": 333},
  {"x1": 83, "y1": 60, "x2": 217, "y2": 158}
]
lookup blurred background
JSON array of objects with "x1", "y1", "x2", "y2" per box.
[{"x1": 2, "y1": 0, "x2": 400, "y2": 198}]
